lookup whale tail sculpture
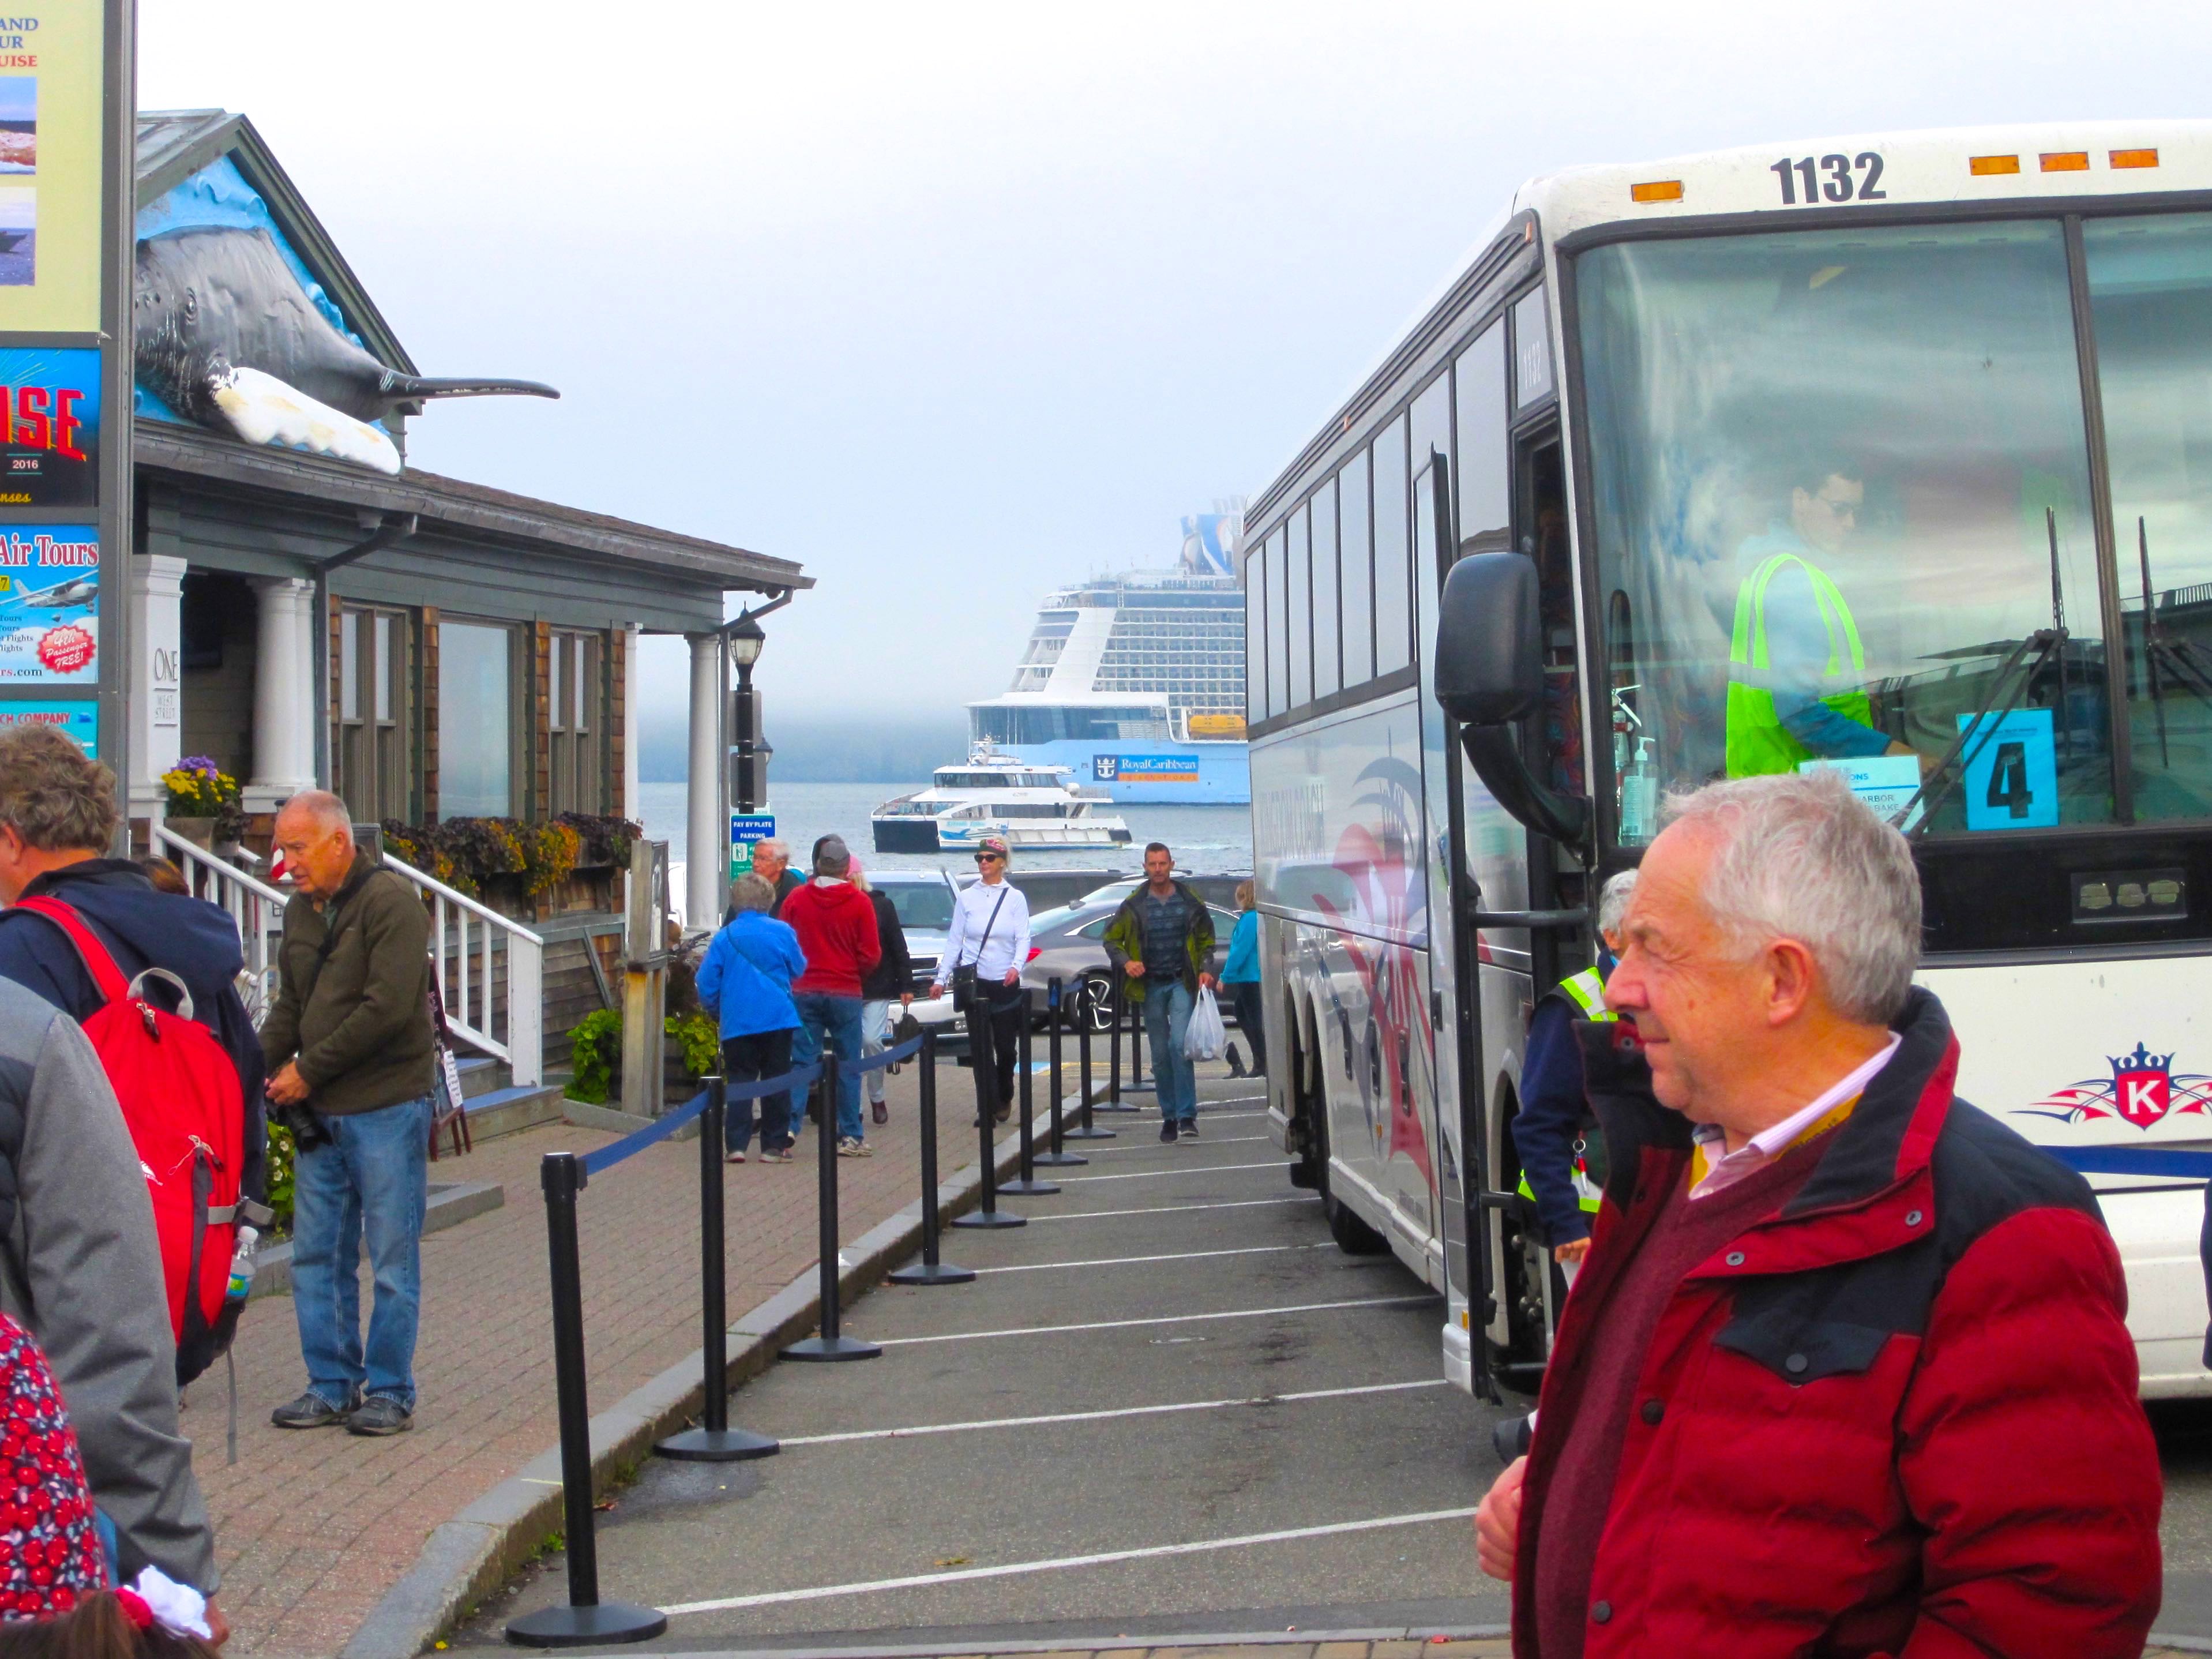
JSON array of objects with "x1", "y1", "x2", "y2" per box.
[{"x1": 374, "y1": 372, "x2": 561, "y2": 408}]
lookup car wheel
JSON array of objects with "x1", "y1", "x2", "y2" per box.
[{"x1": 1074, "y1": 971, "x2": 1117, "y2": 1034}]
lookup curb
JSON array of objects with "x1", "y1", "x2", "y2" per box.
[
  {"x1": 630, "y1": 1626, "x2": 1513, "y2": 1659},
  {"x1": 337, "y1": 1118, "x2": 1061, "y2": 1659},
  {"x1": 246, "y1": 1180, "x2": 505, "y2": 1303}
]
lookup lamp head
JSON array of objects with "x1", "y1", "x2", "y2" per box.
[{"x1": 728, "y1": 612, "x2": 767, "y2": 669}]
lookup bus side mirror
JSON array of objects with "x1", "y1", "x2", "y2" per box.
[{"x1": 1434, "y1": 553, "x2": 1592, "y2": 851}]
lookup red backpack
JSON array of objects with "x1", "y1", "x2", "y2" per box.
[{"x1": 13, "y1": 896, "x2": 248, "y2": 1385}]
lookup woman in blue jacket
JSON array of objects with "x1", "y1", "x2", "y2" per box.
[
  {"x1": 696, "y1": 871, "x2": 809, "y2": 1162},
  {"x1": 1222, "y1": 881, "x2": 1264, "y2": 1079}
]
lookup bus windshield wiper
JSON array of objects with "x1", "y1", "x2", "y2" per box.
[{"x1": 1891, "y1": 626, "x2": 2067, "y2": 838}]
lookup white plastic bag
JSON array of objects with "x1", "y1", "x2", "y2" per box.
[{"x1": 1184, "y1": 986, "x2": 1227, "y2": 1061}]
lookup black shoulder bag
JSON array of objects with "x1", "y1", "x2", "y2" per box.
[{"x1": 950, "y1": 885, "x2": 1011, "y2": 1015}]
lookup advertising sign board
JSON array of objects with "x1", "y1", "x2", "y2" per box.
[{"x1": 0, "y1": 695, "x2": 91, "y2": 750}]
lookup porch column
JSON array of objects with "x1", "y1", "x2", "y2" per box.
[
  {"x1": 244, "y1": 576, "x2": 317, "y2": 812},
  {"x1": 125, "y1": 554, "x2": 186, "y2": 820},
  {"x1": 685, "y1": 632, "x2": 723, "y2": 931},
  {"x1": 621, "y1": 622, "x2": 641, "y2": 822}
]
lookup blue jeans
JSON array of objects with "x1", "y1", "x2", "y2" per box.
[
  {"x1": 1143, "y1": 980, "x2": 1197, "y2": 1124},
  {"x1": 290, "y1": 1094, "x2": 431, "y2": 1410},
  {"x1": 793, "y1": 992, "x2": 866, "y2": 1142}
]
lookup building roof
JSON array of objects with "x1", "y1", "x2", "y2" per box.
[
  {"x1": 133, "y1": 110, "x2": 809, "y2": 597},
  {"x1": 137, "y1": 416, "x2": 810, "y2": 595}
]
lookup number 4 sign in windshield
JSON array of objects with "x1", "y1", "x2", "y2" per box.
[{"x1": 1957, "y1": 708, "x2": 2059, "y2": 831}]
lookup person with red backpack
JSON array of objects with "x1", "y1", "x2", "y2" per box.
[{"x1": 0, "y1": 728, "x2": 225, "y2": 1638}]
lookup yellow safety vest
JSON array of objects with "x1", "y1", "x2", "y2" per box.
[
  {"x1": 1725, "y1": 552, "x2": 1872, "y2": 779},
  {"x1": 1516, "y1": 966, "x2": 1615, "y2": 1214}
]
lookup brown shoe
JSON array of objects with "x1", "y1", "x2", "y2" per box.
[{"x1": 872, "y1": 1101, "x2": 888, "y2": 1125}]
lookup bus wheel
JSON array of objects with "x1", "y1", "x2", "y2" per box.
[{"x1": 1306, "y1": 1068, "x2": 1387, "y2": 1256}]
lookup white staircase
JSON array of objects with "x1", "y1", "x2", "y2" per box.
[{"x1": 153, "y1": 828, "x2": 546, "y2": 1088}]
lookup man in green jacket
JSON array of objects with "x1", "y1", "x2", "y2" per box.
[
  {"x1": 1103, "y1": 842, "x2": 1216, "y2": 1143},
  {"x1": 262, "y1": 791, "x2": 434, "y2": 1437}
]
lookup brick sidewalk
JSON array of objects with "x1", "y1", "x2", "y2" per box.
[{"x1": 201, "y1": 1052, "x2": 1160, "y2": 1658}]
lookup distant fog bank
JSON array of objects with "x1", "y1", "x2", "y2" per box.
[{"x1": 637, "y1": 710, "x2": 966, "y2": 786}]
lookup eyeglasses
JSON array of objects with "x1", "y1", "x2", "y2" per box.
[{"x1": 975, "y1": 852, "x2": 1004, "y2": 864}]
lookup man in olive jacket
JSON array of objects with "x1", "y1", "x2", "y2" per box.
[
  {"x1": 261, "y1": 792, "x2": 434, "y2": 1436},
  {"x1": 1103, "y1": 843, "x2": 1216, "y2": 1140}
]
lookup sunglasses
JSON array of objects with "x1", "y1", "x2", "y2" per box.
[{"x1": 975, "y1": 852, "x2": 1005, "y2": 864}]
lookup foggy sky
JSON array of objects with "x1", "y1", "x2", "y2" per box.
[{"x1": 138, "y1": 1, "x2": 2212, "y2": 732}]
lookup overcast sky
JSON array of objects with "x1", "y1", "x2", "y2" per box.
[{"x1": 139, "y1": 0, "x2": 2212, "y2": 737}]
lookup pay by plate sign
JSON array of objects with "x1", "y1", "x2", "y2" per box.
[{"x1": 728, "y1": 812, "x2": 775, "y2": 878}]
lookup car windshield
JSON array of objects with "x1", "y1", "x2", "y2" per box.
[
  {"x1": 877, "y1": 881, "x2": 954, "y2": 929},
  {"x1": 1579, "y1": 219, "x2": 2115, "y2": 842}
]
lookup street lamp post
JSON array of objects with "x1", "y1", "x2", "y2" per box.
[{"x1": 728, "y1": 611, "x2": 766, "y2": 814}]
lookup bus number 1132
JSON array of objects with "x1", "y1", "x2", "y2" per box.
[{"x1": 1771, "y1": 152, "x2": 1888, "y2": 205}]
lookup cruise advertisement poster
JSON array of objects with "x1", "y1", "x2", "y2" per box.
[{"x1": 0, "y1": 524, "x2": 96, "y2": 682}]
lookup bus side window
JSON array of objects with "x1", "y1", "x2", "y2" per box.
[
  {"x1": 1245, "y1": 538, "x2": 1268, "y2": 725},
  {"x1": 1374, "y1": 416, "x2": 1413, "y2": 674}
]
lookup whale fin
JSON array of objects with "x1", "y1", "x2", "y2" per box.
[
  {"x1": 210, "y1": 366, "x2": 402, "y2": 476},
  {"x1": 375, "y1": 373, "x2": 560, "y2": 406}
]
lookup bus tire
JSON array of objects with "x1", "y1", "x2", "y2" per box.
[{"x1": 1304, "y1": 1055, "x2": 1387, "y2": 1256}]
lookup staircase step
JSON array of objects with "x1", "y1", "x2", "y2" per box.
[
  {"x1": 455, "y1": 1054, "x2": 513, "y2": 1101},
  {"x1": 462, "y1": 1082, "x2": 566, "y2": 1142}
]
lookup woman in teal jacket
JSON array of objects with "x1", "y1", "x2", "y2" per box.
[
  {"x1": 696, "y1": 872, "x2": 809, "y2": 1161},
  {"x1": 1222, "y1": 880, "x2": 1264, "y2": 1078}
]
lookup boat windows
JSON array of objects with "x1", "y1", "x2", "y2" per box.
[{"x1": 1579, "y1": 220, "x2": 2105, "y2": 843}]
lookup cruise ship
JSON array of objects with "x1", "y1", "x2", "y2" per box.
[
  {"x1": 872, "y1": 749, "x2": 1133, "y2": 853},
  {"x1": 966, "y1": 513, "x2": 1250, "y2": 805}
]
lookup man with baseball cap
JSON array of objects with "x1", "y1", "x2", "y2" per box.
[{"x1": 780, "y1": 835, "x2": 882, "y2": 1156}]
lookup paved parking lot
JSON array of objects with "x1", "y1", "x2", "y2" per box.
[{"x1": 456, "y1": 1076, "x2": 1515, "y2": 1650}]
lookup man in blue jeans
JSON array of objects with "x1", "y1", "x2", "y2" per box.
[
  {"x1": 780, "y1": 835, "x2": 882, "y2": 1155},
  {"x1": 261, "y1": 794, "x2": 435, "y2": 1436},
  {"x1": 1103, "y1": 843, "x2": 1216, "y2": 1143}
]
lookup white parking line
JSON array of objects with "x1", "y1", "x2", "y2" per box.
[
  {"x1": 874, "y1": 1294, "x2": 1433, "y2": 1347},
  {"x1": 1059, "y1": 1161, "x2": 1279, "y2": 1184},
  {"x1": 1032, "y1": 1195, "x2": 1320, "y2": 1222},
  {"x1": 972, "y1": 1242, "x2": 1328, "y2": 1274},
  {"x1": 775, "y1": 1378, "x2": 1444, "y2": 1447},
  {"x1": 660, "y1": 1506, "x2": 1478, "y2": 1615}
]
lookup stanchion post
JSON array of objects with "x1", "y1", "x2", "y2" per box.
[
  {"x1": 1108, "y1": 974, "x2": 1122, "y2": 1104},
  {"x1": 782, "y1": 1055, "x2": 882, "y2": 1360},
  {"x1": 657, "y1": 1078, "x2": 778, "y2": 1461},
  {"x1": 953, "y1": 1002, "x2": 1026, "y2": 1230},
  {"x1": 1035, "y1": 978, "x2": 1085, "y2": 1166},
  {"x1": 505, "y1": 1154, "x2": 666, "y2": 1647},
  {"x1": 1002, "y1": 1009, "x2": 1060, "y2": 1195},
  {"x1": 1065, "y1": 990, "x2": 1114, "y2": 1140},
  {"x1": 891, "y1": 1029, "x2": 974, "y2": 1285}
]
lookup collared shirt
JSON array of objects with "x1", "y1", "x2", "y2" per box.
[
  {"x1": 937, "y1": 877, "x2": 1032, "y2": 989},
  {"x1": 1688, "y1": 1032, "x2": 1902, "y2": 1199}
]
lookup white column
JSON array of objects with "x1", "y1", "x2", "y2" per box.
[
  {"x1": 685, "y1": 632, "x2": 723, "y2": 932},
  {"x1": 245, "y1": 576, "x2": 317, "y2": 812},
  {"x1": 126, "y1": 554, "x2": 187, "y2": 820},
  {"x1": 621, "y1": 623, "x2": 641, "y2": 824}
]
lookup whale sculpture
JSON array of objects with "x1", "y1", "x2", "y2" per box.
[{"x1": 133, "y1": 224, "x2": 558, "y2": 472}]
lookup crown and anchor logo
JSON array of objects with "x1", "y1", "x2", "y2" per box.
[{"x1": 2023, "y1": 1040, "x2": 2212, "y2": 1131}]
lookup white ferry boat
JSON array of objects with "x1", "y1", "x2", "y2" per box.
[
  {"x1": 965, "y1": 513, "x2": 1250, "y2": 805},
  {"x1": 871, "y1": 748, "x2": 1135, "y2": 854}
]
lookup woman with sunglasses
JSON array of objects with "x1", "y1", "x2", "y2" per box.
[{"x1": 929, "y1": 836, "x2": 1031, "y2": 1126}]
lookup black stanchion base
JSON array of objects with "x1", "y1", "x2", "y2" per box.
[
  {"x1": 952, "y1": 1207, "x2": 1027, "y2": 1229},
  {"x1": 1062, "y1": 1125, "x2": 1117, "y2": 1140},
  {"x1": 1031, "y1": 1150, "x2": 1088, "y2": 1166},
  {"x1": 1092, "y1": 1099, "x2": 1146, "y2": 1113},
  {"x1": 888, "y1": 1259, "x2": 977, "y2": 1286},
  {"x1": 653, "y1": 1424, "x2": 780, "y2": 1462},
  {"x1": 506, "y1": 1600, "x2": 667, "y2": 1648},
  {"x1": 1001, "y1": 1177, "x2": 1061, "y2": 1195},
  {"x1": 780, "y1": 1333, "x2": 884, "y2": 1361}
]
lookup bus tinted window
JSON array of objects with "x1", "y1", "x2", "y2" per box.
[
  {"x1": 1579, "y1": 221, "x2": 2105, "y2": 843},
  {"x1": 1456, "y1": 325, "x2": 1510, "y2": 553},
  {"x1": 1312, "y1": 478, "x2": 1341, "y2": 701},
  {"x1": 1340, "y1": 448, "x2": 1374, "y2": 686},
  {"x1": 1267, "y1": 524, "x2": 1290, "y2": 717},
  {"x1": 1515, "y1": 287, "x2": 1554, "y2": 408},
  {"x1": 1245, "y1": 540, "x2": 1268, "y2": 723},
  {"x1": 1374, "y1": 416, "x2": 1412, "y2": 674},
  {"x1": 1288, "y1": 502, "x2": 1313, "y2": 710},
  {"x1": 2087, "y1": 212, "x2": 2212, "y2": 823}
]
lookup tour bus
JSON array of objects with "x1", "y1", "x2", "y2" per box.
[{"x1": 1246, "y1": 122, "x2": 2212, "y2": 1400}]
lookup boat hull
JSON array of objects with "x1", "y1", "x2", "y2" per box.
[{"x1": 872, "y1": 818, "x2": 946, "y2": 854}]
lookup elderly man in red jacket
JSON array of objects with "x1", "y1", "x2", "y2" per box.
[{"x1": 1475, "y1": 767, "x2": 2161, "y2": 1659}]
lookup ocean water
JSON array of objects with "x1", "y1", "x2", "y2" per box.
[{"x1": 636, "y1": 779, "x2": 1252, "y2": 879}]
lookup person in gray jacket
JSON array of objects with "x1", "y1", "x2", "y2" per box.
[{"x1": 0, "y1": 975, "x2": 224, "y2": 1633}]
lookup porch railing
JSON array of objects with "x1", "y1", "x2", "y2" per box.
[
  {"x1": 153, "y1": 827, "x2": 289, "y2": 1023},
  {"x1": 381, "y1": 851, "x2": 545, "y2": 1089},
  {"x1": 153, "y1": 828, "x2": 545, "y2": 1089}
]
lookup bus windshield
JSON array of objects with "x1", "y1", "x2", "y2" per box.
[{"x1": 1578, "y1": 218, "x2": 2154, "y2": 843}]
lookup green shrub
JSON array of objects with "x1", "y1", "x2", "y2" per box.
[
  {"x1": 264, "y1": 1119, "x2": 296, "y2": 1235},
  {"x1": 568, "y1": 1009, "x2": 624, "y2": 1104},
  {"x1": 666, "y1": 1011, "x2": 720, "y2": 1080}
]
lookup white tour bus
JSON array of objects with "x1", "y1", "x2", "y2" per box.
[{"x1": 1246, "y1": 122, "x2": 2212, "y2": 1400}]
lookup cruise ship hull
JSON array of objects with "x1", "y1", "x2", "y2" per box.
[{"x1": 995, "y1": 738, "x2": 1249, "y2": 805}]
